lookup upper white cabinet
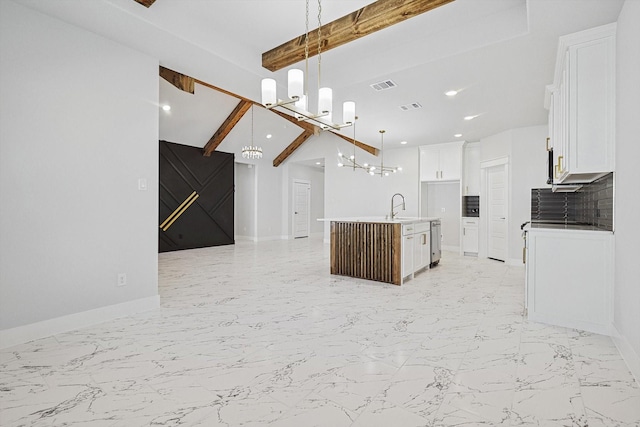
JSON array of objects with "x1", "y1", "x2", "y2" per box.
[
  {"x1": 463, "y1": 142, "x2": 480, "y2": 195},
  {"x1": 545, "y1": 23, "x2": 616, "y2": 184},
  {"x1": 420, "y1": 142, "x2": 464, "y2": 182}
]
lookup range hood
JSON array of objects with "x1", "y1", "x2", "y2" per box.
[{"x1": 552, "y1": 183, "x2": 583, "y2": 193}]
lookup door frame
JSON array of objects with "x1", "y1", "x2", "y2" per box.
[
  {"x1": 292, "y1": 179, "x2": 311, "y2": 239},
  {"x1": 479, "y1": 157, "x2": 509, "y2": 260}
]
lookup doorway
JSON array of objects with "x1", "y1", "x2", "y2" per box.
[
  {"x1": 293, "y1": 180, "x2": 311, "y2": 239},
  {"x1": 480, "y1": 158, "x2": 509, "y2": 262}
]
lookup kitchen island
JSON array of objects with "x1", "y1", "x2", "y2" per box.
[{"x1": 321, "y1": 217, "x2": 438, "y2": 286}]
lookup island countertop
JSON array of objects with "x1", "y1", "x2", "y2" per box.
[{"x1": 318, "y1": 216, "x2": 440, "y2": 224}]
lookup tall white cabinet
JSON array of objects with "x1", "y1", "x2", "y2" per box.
[
  {"x1": 545, "y1": 23, "x2": 616, "y2": 184},
  {"x1": 463, "y1": 142, "x2": 480, "y2": 196}
]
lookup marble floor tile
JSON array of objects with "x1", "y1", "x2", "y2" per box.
[{"x1": 0, "y1": 238, "x2": 638, "y2": 426}]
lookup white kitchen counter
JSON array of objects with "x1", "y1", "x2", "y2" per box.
[{"x1": 318, "y1": 217, "x2": 440, "y2": 224}]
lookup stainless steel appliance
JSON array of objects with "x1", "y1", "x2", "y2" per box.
[{"x1": 430, "y1": 220, "x2": 441, "y2": 267}]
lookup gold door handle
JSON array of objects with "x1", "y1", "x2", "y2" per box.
[
  {"x1": 557, "y1": 155, "x2": 564, "y2": 172},
  {"x1": 546, "y1": 137, "x2": 551, "y2": 152}
]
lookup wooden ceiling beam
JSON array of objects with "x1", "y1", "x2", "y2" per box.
[
  {"x1": 331, "y1": 131, "x2": 380, "y2": 157},
  {"x1": 203, "y1": 100, "x2": 253, "y2": 157},
  {"x1": 262, "y1": 0, "x2": 455, "y2": 72},
  {"x1": 160, "y1": 66, "x2": 194, "y2": 94},
  {"x1": 268, "y1": 109, "x2": 378, "y2": 156},
  {"x1": 134, "y1": 0, "x2": 156, "y2": 7},
  {"x1": 273, "y1": 130, "x2": 314, "y2": 167}
]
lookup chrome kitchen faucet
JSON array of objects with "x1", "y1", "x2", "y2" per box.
[{"x1": 390, "y1": 193, "x2": 406, "y2": 220}]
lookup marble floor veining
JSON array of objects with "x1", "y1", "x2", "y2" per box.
[{"x1": 1, "y1": 238, "x2": 639, "y2": 426}]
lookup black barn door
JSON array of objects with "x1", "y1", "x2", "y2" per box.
[{"x1": 159, "y1": 140, "x2": 234, "y2": 252}]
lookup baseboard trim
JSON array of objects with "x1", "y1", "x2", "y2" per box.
[
  {"x1": 0, "y1": 295, "x2": 160, "y2": 349},
  {"x1": 611, "y1": 324, "x2": 640, "y2": 385}
]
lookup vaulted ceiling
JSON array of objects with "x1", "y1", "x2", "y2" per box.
[{"x1": 15, "y1": 0, "x2": 625, "y2": 166}]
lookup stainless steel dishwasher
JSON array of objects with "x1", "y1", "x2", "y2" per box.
[{"x1": 430, "y1": 220, "x2": 441, "y2": 267}]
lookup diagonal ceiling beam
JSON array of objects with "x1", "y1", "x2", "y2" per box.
[
  {"x1": 134, "y1": 0, "x2": 156, "y2": 7},
  {"x1": 268, "y1": 108, "x2": 320, "y2": 136},
  {"x1": 262, "y1": 0, "x2": 455, "y2": 72},
  {"x1": 331, "y1": 131, "x2": 379, "y2": 157},
  {"x1": 273, "y1": 130, "x2": 315, "y2": 167},
  {"x1": 268, "y1": 109, "x2": 379, "y2": 156},
  {"x1": 203, "y1": 100, "x2": 253, "y2": 157},
  {"x1": 160, "y1": 66, "x2": 194, "y2": 94}
]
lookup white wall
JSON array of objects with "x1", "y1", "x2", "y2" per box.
[
  {"x1": 289, "y1": 132, "x2": 421, "y2": 240},
  {"x1": 0, "y1": 2, "x2": 159, "y2": 340},
  {"x1": 479, "y1": 127, "x2": 547, "y2": 264},
  {"x1": 614, "y1": 0, "x2": 640, "y2": 382},
  {"x1": 288, "y1": 164, "x2": 325, "y2": 235},
  {"x1": 234, "y1": 163, "x2": 256, "y2": 240},
  {"x1": 510, "y1": 126, "x2": 549, "y2": 261}
]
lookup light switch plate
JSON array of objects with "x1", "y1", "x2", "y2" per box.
[{"x1": 138, "y1": 178, "x2": 147, "y2": 191}]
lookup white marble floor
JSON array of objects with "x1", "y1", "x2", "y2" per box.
[{"x1": 1, "y1": 238, "x2": 639, "y2": 426}]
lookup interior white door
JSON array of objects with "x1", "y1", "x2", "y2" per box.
[
  {"x1": 487, "y1": 165, "x2": 507, "y2": 261},
  {"x1": 293, "y1": 181, "x2": 310, "y2": 238}
]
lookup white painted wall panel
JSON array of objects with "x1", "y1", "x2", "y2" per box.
[{"x1": 0, "y1": 2, "x2": 159, "y2": 331}]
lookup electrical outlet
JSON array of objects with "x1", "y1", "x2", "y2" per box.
[
  {"x1": 441, "y1": 207, "x2": 446, "y2": 213},
  {"x1": 117, "y1": 273, "x2": 127, "y2": 287}
]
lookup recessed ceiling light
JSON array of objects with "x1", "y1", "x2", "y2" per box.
[
  {"x1": 445, "y1": 90, "x2": 458, "y2": 97},
  {"x1": 162, "y1": 104, "x2": 171, "y2": 111},
  {"x1": 400, "y1": 141, "x2": 408, "y2": 145},
  {"x1": 266, "y1": 134, "x2": 272, "y2": 139},
  {"x1": 464, "y1": 115, "x2": 478, "y2": 121},
  {"x1": 315, "y1": 162, "x2": 321, "y2": 165},
  {"x1": 454, "y1": 133, "x2": 463, "y2": 138}
]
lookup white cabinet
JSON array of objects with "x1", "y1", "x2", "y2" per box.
[
  {"x1": 462, "y1": 217, "x2": 479, "y2": 255},
  {"x1": 413, "y1": 222, "x2": 431, "y2": 272},
  {"x1": 525, "y1": 228, "x2": 613, "y2": 335},
  {"x1": 402, "y1": 229, "x2": 414, "y2": 280},
  {"x1": 463, "y1": 143, "x2": 480, "y2": 195},
  {"x1": 402, "y1": 221, "x2": 431, "y2": 282},
  {"x1": 420, "y1": 142, "x2": 464, "y2": 182},
  {"x1": 545, "y1": 23, "x2": 616, "y2": 184}
]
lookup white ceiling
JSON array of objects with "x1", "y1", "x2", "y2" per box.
[{"x1": 15, "y1": 0, "x2": 625, "y2": 161}]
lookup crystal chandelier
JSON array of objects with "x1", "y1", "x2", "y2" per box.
[
  {"x1": 338, "y1": 128, "x2": 402, "y2": 177},
  {"x1": 260, "y1": 0, "x2": 355, "y2": 131},
  {"x1": 242, "y1": 105, "x2": 262, "y2": 160}
]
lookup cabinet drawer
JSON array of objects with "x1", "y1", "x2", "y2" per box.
[
  {"x1": 414, "y1": 222, "x2": 431, "y2": 233},
  {"x1": 402, "y1": 225, "x2": 415, "y2": 236},
  {"x1": 462, "y1": 218, "x2": 479, "y2": 227}
]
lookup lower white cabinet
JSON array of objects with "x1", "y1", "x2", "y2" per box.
[
  {"x1": 525, "y1": 228, "x2": 613, "y2": 335},
  {"x1": 414, "y1": 222, "x2": 431, "y2": 272},
  {"x1": 402, "y1": 221, "x2": 431, "y2": 281},
  {"x1": 402, "y1": 232, "x2": 414, "y2": 279},
  {"x1": 462, "y1": 217, "x2": 479, "y2": 255}
]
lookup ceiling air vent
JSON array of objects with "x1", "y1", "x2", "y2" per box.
[
  {"x1": 370, "y1": 79, "x2": 397, "y2": 91},
  {"x1": 399, "y1": 102, "x2": 422, "y2": 111}
]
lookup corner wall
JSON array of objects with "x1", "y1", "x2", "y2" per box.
[
  {"x1": 613, "y1": 0, "x2": 640, "y2": 382},
  {"x1": 0, "y1": 2, "x2": 159, "y2": 346}
]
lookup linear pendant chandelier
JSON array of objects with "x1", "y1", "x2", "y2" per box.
[
  {"x1": 338, "y1": 125, "x2": 402, "y2": 177},
  {"x1": 260, "y1": 0, "x2": 355, "y2": 131}
]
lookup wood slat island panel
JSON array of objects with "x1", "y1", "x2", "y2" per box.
[{"x1": 330, "y1": 221, "x2": 402, "y2": 285}]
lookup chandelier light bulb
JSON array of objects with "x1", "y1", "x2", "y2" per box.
[
  {"x1": 342, "y1": 101, "x2": 356, "y2": 124},
  {"x1": 318, "y1": 87, "x2": 333, "y2": 114},
  {"x1": 288, "y1": 69, "x2": 304, "y2": 99},
  {"x1": 261, "y1": 78, "x2": 277, "y2": 107}
]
